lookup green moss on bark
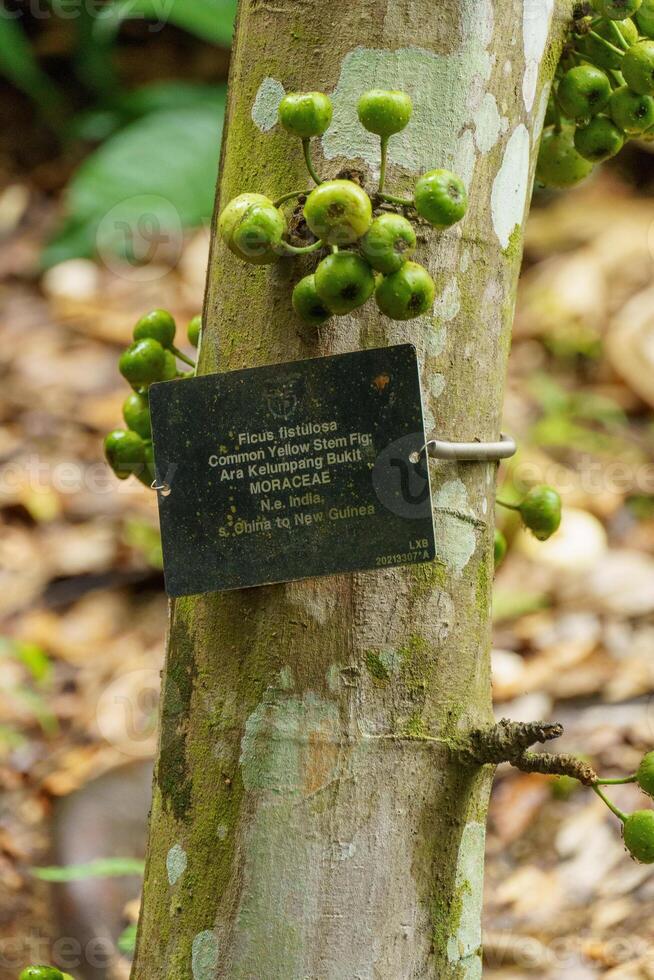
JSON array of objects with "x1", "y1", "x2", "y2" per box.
[{"x1": 157, "y1": 607, "x2": 196, "y2": 821}]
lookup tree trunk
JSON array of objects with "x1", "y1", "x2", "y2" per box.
[{"x1": 132, "y1": 2, "x2": 572, "y2": 977}]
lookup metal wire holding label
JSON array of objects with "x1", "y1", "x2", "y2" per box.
[
  {"x1": 151, "y1": 479, "x2": 172, "y2": 496},
  {"x1": 409, "y1": 434, "x2": 517, "y2": 464}
]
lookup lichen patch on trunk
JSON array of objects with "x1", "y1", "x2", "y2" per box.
[
  {"x1": 446, "y1": 821, "x2": 486, "y2": 970},
  {"x1": 453, "y1": 130, "x2": 478, "y2": 190},
  {"x1": 252, "y1": 77, "x2": 285, "y2": 132},
  {"x1": 240, "y1": 692, "x2": 341, "y2": 796},
  {"x1": 429, "y1": 373, "x2": 446, "y2": 399},
  {"x1": 434, "y1": 479, "x2": 478, "y2": 576},
  {"x1": 533, "y1": 82, "x2": 552, "y2": 147},
  {"x1": 473, "y1": 93, "x2": 503, "y2": 153},
  {"x1": 426, "y1": 322, "x2": 448, "y2": 358},
  {"x1": 522, "y1": 0, "x2": 554, "y2": 112},
  {"x1": 491, "y1": 124, "x2": 531, "y2": 250},
  {"x1": 191, "y1": 930, "x2": 219, "y2": 979},
  {"x1": 166, "y1": 843, "x2": 187, "y2": 885},
  {"x1": 435, "y1": 280, "x2": 461, "y2": 324}
]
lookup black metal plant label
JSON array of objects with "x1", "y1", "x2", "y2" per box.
[{"x1": 149, "y1": 344, "x2": 435, "y2": 596}]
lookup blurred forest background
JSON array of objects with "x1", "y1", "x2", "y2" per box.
[{"x1": 2, "y1": 3, "x2": 654, "y2": 978}]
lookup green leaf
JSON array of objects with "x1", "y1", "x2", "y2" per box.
[
  {"x1": 0, "y1": 638, "x2": 51, "y2": 683},
  {"x1": 527, "y1": 373, "x2": 569, "y2": 414},
  {"x1": 31, "y1": 857, "x2": 145, "y2": 881},
  {"x1": 122, "y1": 518, "x2": 163, "y2": 570},
  {"x1": 0, "y1": 8, "x2": 63, "y2": 110},
  {"x1": 571, "y1": 390, "x2": 627, "y2": 428},
  {"x1": 41, "y1": 216, "x2": 97, "y2": 268},
  {"x1": 492, "y1": 589, "x2": 549, "y2": 623},
  {"x1": 15, "y1": 687, "x2": 59, "y2": 737},
  {"x1": 118, "y1": 922, "x2": 138, "y2": 954},
  {"x1": 19, "y1": 644, "x2": 51, "y2": 684},
  {"x1": 95, "y1": 0, "x2": 237, "y2": 46},
  {"x1": 68, "y1": 83, "x2": 224, "y2": 144},
  {"x1": 44, "y1": 97, "x2": 225, "y2": 267},
  {"x1": 117, "y1": 82, "x2": 227, "y2": 117},
  {"x1": 67, "y1": 104, "x2": 223, "y2": 222},
  {"x1": 0, "y1": 724, "x2": 26, "y2": 752}
]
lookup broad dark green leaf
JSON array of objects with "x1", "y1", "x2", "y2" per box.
[
  {"x1": 117, "y1": 81, "x2": 227, "y2": 117},
  {"x1": 0, "y1": 8, "x2": 63, "y2": 109},
  {"x1": 44, "y1": 95, "x2": 225, "y2": 267},
  {"x1": 95, "y1": 0, "x2": 237, "y2": 46},
  {"x1": 69, "y1": 83, "x2": 224, "y2": 143}
]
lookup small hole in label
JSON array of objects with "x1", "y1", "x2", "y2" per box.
[{"x1": 409, "y1": 451, "x2": 420, "y2": 464}]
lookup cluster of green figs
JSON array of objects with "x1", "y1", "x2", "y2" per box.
[
  {"x1": 104, "y1": 310, "x2": 201, "y2": 485},
  {"x1": 538, "y1": 0, "x2": 654, "y2": 187},
  {"x1": 218, "y1": 88, "x2": 468, "y2": 324}
]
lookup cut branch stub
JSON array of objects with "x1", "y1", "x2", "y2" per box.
[{"x1": 462, "y1": 717, "x2": 598, "y2": 785}]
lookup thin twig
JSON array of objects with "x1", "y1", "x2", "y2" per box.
[
  {"x1": 274, "y1": 189, "x2": 311, "y2": 208},
  {"x1": 379, "y1": 137, "x2": 388, "y2": 193},
  {"x1": 593, "y1": 784, "x2": 627, "y2": 821},
  {"x1": 278, "y1": 238, "x2": 324, "y2": 255},
  {"x1": 302, "y1": 138, "x2": 322, "y2": 185}
]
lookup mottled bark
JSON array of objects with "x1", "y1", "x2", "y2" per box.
[{"x1": 132, "y1": 2, "x2": 572, "y2": 978}]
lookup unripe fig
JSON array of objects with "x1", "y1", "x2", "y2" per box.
[{"x1": 624, "y1": 809, "x2": 654, "y2": 863}]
